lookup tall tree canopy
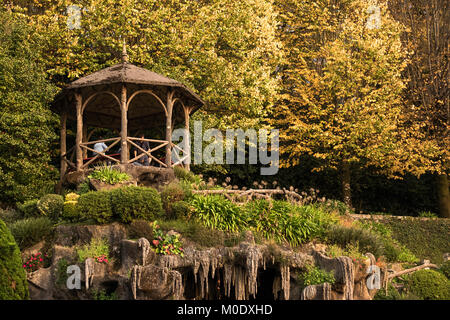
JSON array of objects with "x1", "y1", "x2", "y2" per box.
[
  {"x1": 0, "y1": 8, "x2": 58, "y2": 204},
  {"x1": 11, "y1": 0, "x2": 282, "y2": 129},
  {"x1": 272, "y1": 0, "x2": 439, "y2": 206},
  {"x1": 388, "y1": 0, "x2": 449, "y2": 217}
]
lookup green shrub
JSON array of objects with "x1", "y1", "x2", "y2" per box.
[
  {"x1": 0, "y1": 219, "x2": 29, "y2": 300},
  {"x1": 110, "y1": 186, "x2": 163, "y2": 223},
  {"x1": 418, "y1": 211, "x2": 438, "y2": 218},
  {"x1": 78, "y1": 191, "x2": 113, "y2": 224},
  {"x1": 298, "y1": 264, "x2": 335, "y2": 288},
  {"x1": 37, "y1": 194, "x2": 64, "y2": 221},
  {"x1": 407, "y1": 269, "x2": 450, "y2": 300},
  {"x1": 244, "y1": 200, "x2": 321, "y2": 246},
  {"x1": 0, "y1": 208, "x2": 22, "y2": 225},
  {"x1": 17, "y1": 199, "x2": 39, "y2": 217},
  {"x1": 88, "y1": 165, "x2": 131, "y2": 184},
  {"x1": 439, "y1": 260, "x2": 450, "y2": 279},
  {"x1": 191, "y1": 195, "x2": 246, "y2": 232},
  {"x1": 62, "y1": 201, "x2": 80, "y2": 222},
  {"x1": 92, "y1": 289, "x2": 117, "y2": 300},
  {"x1": 159, "y1": 219, "x2": 226, "y2": 248},
  {"x1": 161, "y1": 182, "x2": 186, "y2": 219},
  {"x1": 373, "y1": 283, "x2": 404, "y2": 300},
  {"x1": 55, "y1": 258, "x2": 70, "y2": 287},
  {"x1": 173, "y1": 166, "x2": 200, "y2": 184},
  {"x1": 170, "y1": 201, "x2": 192, "y2": 220},
  {"x1": 9, "y1": 217, "x2": 54, "y2": 250},
  {"x1": 325, "y1": 225, "x2": 385, "y2": 258},
  {"x1": 77, "y1": 181, "x2": 92, "y2": 195},
  {"x1": 77, "y1": 238, "x2": 110, "y2": 263},
  {"x1": 128, "y1": 220, "x2": 154, "y2": 240},
  {"x1": 319, "y1": 199, "x2": 354, "y2": 215}
]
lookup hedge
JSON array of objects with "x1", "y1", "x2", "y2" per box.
[
  {"x1": 110, "y1": 186, "x2": 163, "y2": 223},
  {"x1": 78, "y1": 190, "x2": 113, "y2": 224}
]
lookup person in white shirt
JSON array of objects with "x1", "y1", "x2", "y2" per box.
[{"x1": 93, "y1": 137, "x2": 108, "y2": 156}]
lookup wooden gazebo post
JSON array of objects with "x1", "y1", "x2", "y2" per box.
[
  {"x1": 120, "y1": 42, "x2": 129, "y2": 164},
  {"x1": 75, "y1": 92, "x2": 83, "y2": 170},
  {"x1": 120, "y1": 84, "x2": 128, "y2": 164},
  {"x1": 165, "y1": 90, "x2": 174, "y2": 168},
  {"x1": 184, "y1": 106, "x2": 191, "y2": 171}
]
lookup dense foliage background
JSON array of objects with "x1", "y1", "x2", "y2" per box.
[{"x1": 0, "y1": 0, "x2": 448, "y2": 217}]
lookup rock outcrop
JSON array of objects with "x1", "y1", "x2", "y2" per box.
[{"x1": 26, "y1": 224, "x2": 382, "y2": 300}]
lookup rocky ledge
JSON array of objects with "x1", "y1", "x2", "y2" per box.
[{"x1": 26, "y1": 223, "x2": 382, "y2": 300}]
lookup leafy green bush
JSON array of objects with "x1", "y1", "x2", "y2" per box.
[
  {"x1": 9, "y1": 217, "x2": 54, "y2": 250},
  {"x1": 110, "y1": 186, "x2": 164, "y2": 223},
  {"x1": 418, "y1": 211, "x2": 438, "y2": 218},
  {"x1": 0, "y1": 219, "x2": 29, "y2": 300},
  {"x1": 0, "y1": 208, "x2": 22, "y2": 225},
  {"x1": 77, "y1": 238, "x2": 110, "y2": 263},
  {"x1": 298, "y1": 264, "x2": 335, "y2": 288},
  {"x1": 439, "y1": 260, "x2": 450, "y2": 279},
  {"x1": 55, "y1": 258, "x2": 70, "y2": 287},
  {"x1": 17, "y1": 199, "x2": 39, "y2": 217},
  {"x1": 88, "y1": 165, "x2": 131, "y2": 184},
  {"x1": 159, "y1": 219, "x2": 227, "y2": 248},
  {"x1": 174, "y1": 166, "x2": 201, "y2": 184},
  {"x1": 318, "y1": 199, "x2": 354, "y2": 215},
  {"x1": 62, "y1": 193, "x2": 81, "y2": 222},
  {"x1": 128, "y1": 219, "x2": 154, "y2": 240},
  {"x1": 78, "y1": 191, "x2": 113, "y2": 224},
  {"x1": 245, "y1": 200, "x2": 326, "y2": 246},
  {"x1": 37, "y1": 194, "x2": 64, "y2": 221},
  {"x1": 92, "y1": 289, "x2": 117, "y2": 300},
  {"x1": 190, "y1": 195, "x2": 246, "y2": 232},
  {"x1": 406, "y1": 270, "x2": 450, "y2": 300},
  {"x1": 325, "y1": 225, "x2": 385, "y2": 258},
  {"x1": 77, "y1": 181, "x2": 92, "y2": 195},
  {"x1": 171, "y1": 201, "x2": 192, "y2": 219},
  {"x1": 161, "y1": 182, "x2": 186, "y2": 219}
]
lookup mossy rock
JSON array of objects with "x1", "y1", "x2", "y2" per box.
[{"x1": 0, "y1": 219, "x2": 29, "y2": 300}]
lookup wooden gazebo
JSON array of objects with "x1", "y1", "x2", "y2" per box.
[{"x1": 51, "y1": 45, "x2": 204, "y2": 182}]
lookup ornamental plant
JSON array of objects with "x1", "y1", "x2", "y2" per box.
[
  {"x1": 151, "y1": 221, "x2": 184, "y2": 257},
  {"x1": 22, "y1": 252, "x2": 49, "y2": 273}
]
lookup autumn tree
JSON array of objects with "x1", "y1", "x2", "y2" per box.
[
  {"x1": 0, "y1": 8, "x2": 59, "y2": 204},
  {"x1": 10, "y1": 0, "x2": 282, "y2": 129},
  {"x1": 272, "y1": 0, "x2": 438, "y2": 206},
  {"x1": 388, "y1": 0, "x2": 449, "y2": 217}
]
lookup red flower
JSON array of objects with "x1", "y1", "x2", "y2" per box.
[{"x1": 152, "y1": 240, "x2": 159, "y2": 246}]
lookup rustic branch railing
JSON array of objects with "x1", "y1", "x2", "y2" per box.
[
  {"x1": 61, "y1": 146, "x2": 76, "y2": 170},
  {"x1": 127, "y1": 137, "x2": 168, "y2": 168},
  {"x1": 171, "y1": 143, "x2": 189, "y2": 166},
  {"x1": 192, "y1": 188, "x2": 303, "y2": 203},
  {"x1": 80, "y1": 137, "x2": 121, "y2": 169}
]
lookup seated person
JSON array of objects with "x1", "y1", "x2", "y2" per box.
[
  {"x1": 133, "y1": 133, "x2": 150, "y2": 166},
  {"x1": 93, "y1": 137, "x2": 108, "y2": 156}
]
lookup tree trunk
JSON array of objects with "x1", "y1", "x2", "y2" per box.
[
  {"x1": 437, "y1": 173, "x2": 450, "y2": 218},
  {"x1": 341, "y1": 161, "x2": 352, "y2": 208}
]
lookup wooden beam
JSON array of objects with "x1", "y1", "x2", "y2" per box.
[
  {"x1": 184, "y1": 106, "x2": 191, "y2": 171},
  {"x1": 75, "y1": 92, "x2": 83, "y2": 170},
  {"x1": 165, "y1": 90, "x2": 174, "y2": 168},
  {"x1": 120, "y1": 84, "x2": 128, "y2": 163}
]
